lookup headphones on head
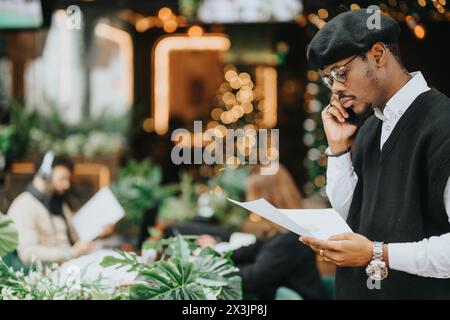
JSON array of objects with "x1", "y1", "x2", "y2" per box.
[{"x1": 38, "y1": 151, "x2": 54, "y2": 181}]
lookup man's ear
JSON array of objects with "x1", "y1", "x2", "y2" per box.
[{"x1": 369, "y1": 42, "x2": 387, "y2": 67}]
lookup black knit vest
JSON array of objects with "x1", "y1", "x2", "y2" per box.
[{"x1": 335, "y1": 89, "x2": 450, "y2": 299}]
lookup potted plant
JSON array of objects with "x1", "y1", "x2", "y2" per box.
[
  {"x1": 112, "y1": 159, "x2": 179, "y2": 238},
  {"x1": 101, "y1": 235, "x2": 242, "y2": 300}
]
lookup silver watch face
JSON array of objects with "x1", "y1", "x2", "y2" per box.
[{"x1": 365, "y1": 260, "x2": 388, "y2": 281}]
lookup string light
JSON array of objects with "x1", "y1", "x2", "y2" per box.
[
  {"x1": 318, "y1": 9, "x2": 329, "y2": 20},
  {"x1": 188, "y1": 25, "x2": 204, "y2": 37},
  {"x1": 158, "y1": 7, "x2": 172, "y2": 21},
  {"x1": 142, "y1": 118, "x2": 154, "y2": 132},
  {"x1": 163, "y1": 19, "x2": 178, "y2": 33},
  {"x1": 414, "y1": 24, "x2": 426, "y2": 39}
]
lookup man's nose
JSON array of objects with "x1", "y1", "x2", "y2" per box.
[{"x1": 331, "y1": 80, "x2": 346, "y2": 95}]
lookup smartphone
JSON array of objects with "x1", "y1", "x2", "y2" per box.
[{"x1": 344, "y1": 107, "x2": 365, "y2": 127}]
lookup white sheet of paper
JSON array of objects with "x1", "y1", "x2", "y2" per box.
[
  {"x1": 72, "y1": 187, "x2": 125, "y2": 241},
  {"x1": 228, "y1": 198, "x2": 352, "y2": 240}
]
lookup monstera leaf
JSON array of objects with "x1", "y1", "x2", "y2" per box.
[
  {"x1": 103, "y1": 236, "x2": 243, "y2": 300},
  {"x1": 0, "y1": 214, "x2": 18, "y2": 257},
  {"x1": 194, "y1": 247, "x2": 242, "y2": 300},
  {"x1": 130, "y1": 258, "x2": 206, "y2": 300}
]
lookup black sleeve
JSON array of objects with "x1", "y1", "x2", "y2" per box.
[
  {"x1": 237, "y1": 233, "x2": 311, "y2": 296},
  {"x1": 231, "y1": 240, "x2": 263, "y2": 265}
]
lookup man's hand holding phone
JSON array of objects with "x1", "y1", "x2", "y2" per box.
[{"x1": 322, "y1": 94, "x2": 358, "y2": 154}]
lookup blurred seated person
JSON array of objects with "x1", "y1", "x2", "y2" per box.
[
  {"x1": 197, "y1": 164, "x2": 327, "y2": 300},
  {"x1": 7, "y1": 152, "x2": 114, "y2": 264}
]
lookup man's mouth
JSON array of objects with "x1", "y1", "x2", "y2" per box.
[{"x1": 340, "y1": 97, "x2": 355, "y2": 108}]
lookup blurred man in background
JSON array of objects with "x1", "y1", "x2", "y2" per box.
[{"x1": 7, "y1": 153, "x2": 113, "y2": 264}]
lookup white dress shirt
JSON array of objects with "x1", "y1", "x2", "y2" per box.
[{"x1": 326, "y1": 72, "x2": 450, "y2": 278}]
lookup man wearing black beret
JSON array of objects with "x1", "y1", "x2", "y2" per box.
[{"x1": 300, "y1": 8, "x2": 450, "y2": 299}]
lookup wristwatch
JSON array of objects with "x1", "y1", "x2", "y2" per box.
[
  {"x1": 365, "y1": 241, "x2": 388, "y2": 281},
  {"x1": 324, "y1": 145, "x2": 351, "y2": 157}
]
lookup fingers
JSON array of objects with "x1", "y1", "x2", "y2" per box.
[
  {"x1": 328, "y1": 232, "x2": 354, "y2": 241},
  {"x1": 322, "y1": 103, "x2": 345, "y2": 123},
  {"x1": 328, "y1": 105, "x2": 346, "y2": 123},
  {"x1": 309, "y1": 245, "x2": 340, "y2": 264},
  {"x1": 308, "y1": 245, "x2": 321, "y2": 255},
  {"x1": 300, "y1": 236, "x2": 342, "y2": 251},
  {"x1": 329, "y1": 95, "x2": 349, "y2": 122}
]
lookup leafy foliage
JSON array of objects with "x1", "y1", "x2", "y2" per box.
[
  {"x1": 2, "y1": 101, "x2": 129, "y2": 162},
  {"x1": 102, "y1": 235, "x2": 242, "y2": 300},
  {"x1": 3, "y1": 101, "x2": 37, "y2": 163},
  {"x1": 207, "y1": 167, "x2": 249, "y2": 227},
  {"x1": 0, "y1": 214, "x2": 18, "y2": 257},
  {"x1": 157, "y1": 172, "x2": 198, "y2": 224},
  {"x1": 112, "y1": 159, "x2": 179, "y2": 230},
  {"x1": 0, "y1": 259, "x2": 109, "y2": 300},
  {"x1": 157, "y1": 167, "x2": 249, "y2": 228},
  {"x1": 28, "y1": 106, "x2": 129, "y2": 158},
  {"x1": 99, "y1": 250, "x2": 144, "y2": 273}
]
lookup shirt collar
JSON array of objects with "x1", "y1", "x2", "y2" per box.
[{"x1": 374, "y1": 71, "x2": 430, "y2": 122}]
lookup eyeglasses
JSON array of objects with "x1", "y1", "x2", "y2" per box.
[{"x1": 320, "y1": 54, "x2": 358, "y2": 90}]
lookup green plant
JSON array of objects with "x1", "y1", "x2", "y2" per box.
[
  {"x1": 157, "y1": 172, "x2": 198, "y2": 225},
  {"x1": 157, "y1": 167, "x2": 250, "y2": 228},
  {"x1": 28, "y1": 106, "x2": 129, "y2": 158},
  {"x1": 178, "y1": 0, "x2": 204, "y2": 20},
  {"x1": 0, "y1": 125, "x2": 14, "y2": 155},
  {"x1": 2, "y1": 101, "x2": 130, "y2": 160},
  {"x1": 0, "y1": 260, "x2": 112, "y2": 300},
  {"x1": 112, "y1": 159, "x2": 179, "y2": 230},
  {"x1": 0, "y1": 214, "x2": 18, "y2": 257},
  {"x1": 4, "y1": 101, "x2": 37, "y2": 163},
  {"x1": 101, "y1": 235, "x2": 242, "y2": 300},
  {"x1": 0, "y1": 213, "x2": 114, "y2": 300},
  {"x1": 207, "y1": 167, "x2": 249, "y2": 227}
]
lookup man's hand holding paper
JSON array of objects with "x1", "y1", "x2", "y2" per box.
[
  {"x1": 228, "y1": 198, "x2": 387, "y2": 267},
  {"x1": 228, "y1": 198, "x2": 352, "y2": 240}
]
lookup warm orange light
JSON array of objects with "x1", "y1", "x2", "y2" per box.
[
  {"x1": 317, "y1": 20, "x2": 326, "y2": 29},
  {"x1": 158, "y1": 7, "x2": 172, "y2": 21},
  {"x1": 225, "y1": 70, "x2": 238, "y2": 82},
  {"x1": 11, "y1": 162, "x2": 111, "y2": 189},
  {"x1": 188, "y1": 25, "x2": 204, "y2": 37},
  {"x1": 11, "y1": 163, "x2": 35, "y2": 174},
  {"x1": 136, "y1": 17, "x2": 156, "y2": 32},
  {"x1": 75, "y1": 164, "x2": 111, "y2": 189},
  {"x1": 318, "y1": 9, "x2": 329, "y2": 19},
  {"x1": 153, "y1": 34, "x2": 231, "y2": 134},
  {"x1": 242, "y1": 102, "x2": 253, "y2": 114},
  {"x1": 414, "y1": 24, "x2": 426, "y2": 39},
  {"x1": 142, "y1": 118, "x2": 154, "y2": 132},
  {"x1": 307, "y1": 13, "x2": 319, "y2": 24},
  {"x1": 163, "y1": 20, "x2": 178, "y2": 33},
  {"x1": 256, "y1": 66, "x2": 278, "y2": 128}
]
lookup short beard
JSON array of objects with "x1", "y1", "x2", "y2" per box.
[
  {"x1": 358, "y1": 103, "x2": 375, "y2": 121},
  {"x1": 358, "y1": 67, "x2": 381, "y2": 119}
]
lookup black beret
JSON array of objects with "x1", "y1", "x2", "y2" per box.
[{"x1": 307, "y1": 8, "x2": 401, "y2": 69}]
